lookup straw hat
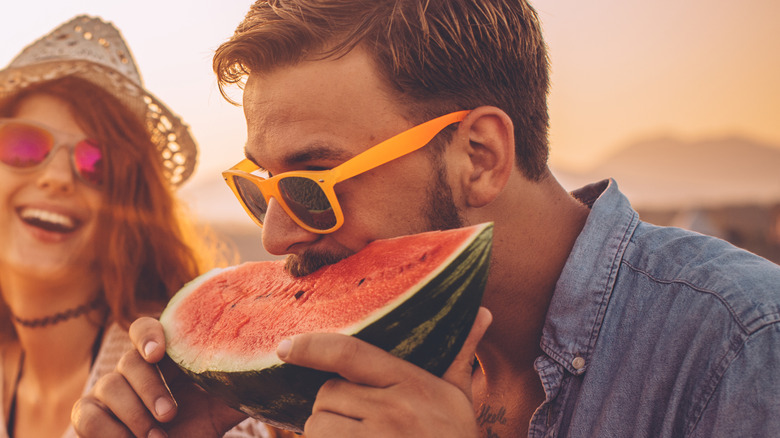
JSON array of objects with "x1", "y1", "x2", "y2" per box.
[{"x1": 0, "y1": 15, "x2": 197, "y2": 186}]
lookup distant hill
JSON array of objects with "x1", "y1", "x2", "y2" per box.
[{"x1": 553, "y1": 136, "x2": 780, "y2": 209}]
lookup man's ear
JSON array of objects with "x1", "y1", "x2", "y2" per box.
[{"x1": 455, "y1": 106, "x2": 515, "y2": 208}]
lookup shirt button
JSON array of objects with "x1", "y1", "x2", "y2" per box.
[{"x1": 572, "y1": 356, "x2": 586, "y2": 370}]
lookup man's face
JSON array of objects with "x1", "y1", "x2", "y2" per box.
[{"x1": 242, "y1": 47, "x2": 463, "y2": 275}]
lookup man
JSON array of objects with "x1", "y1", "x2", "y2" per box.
[{"x1": 72, "y1": 1, "x2": 780, "y2": 437}]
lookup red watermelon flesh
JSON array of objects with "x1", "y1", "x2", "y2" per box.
[{"x1": 168, "y1": 226, "x2": 471, "y2": 371}]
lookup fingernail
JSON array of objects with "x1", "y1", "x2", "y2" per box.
[
  {"x1": 277, "y1": 339, "x2": 292, "y2": 359},
  {"x1": 144, "y1": 341, "x2": 159, "y2": 359},
  {"x1": 155, "y1": 397, "x2": 174, "y2": 417},
  {"x1": 148, "y1": 428, "x2": 168, "y2": 438}
]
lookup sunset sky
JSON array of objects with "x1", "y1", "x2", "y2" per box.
[
  {"x1": 3, "y1": 0, "x2": 779, "y2": 194},
  {"x1": 540, "y1": 0, "x2": 780, "y2": 171}
]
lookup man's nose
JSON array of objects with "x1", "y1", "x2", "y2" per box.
[{"x1": 261, "y1": 197, "x2": 319, "y2": 256}]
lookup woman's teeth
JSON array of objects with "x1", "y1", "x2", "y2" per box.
[{"x1": 20, "y1": 208, "x2": 77, "y2": 233}]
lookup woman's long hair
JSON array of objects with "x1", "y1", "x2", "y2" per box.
[{"x1": 0, "y1": 76, "x2": 230, "y2": 341}]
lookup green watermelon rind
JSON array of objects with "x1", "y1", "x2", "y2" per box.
[{"x1": 163, "y1": 223, "x2": 492, "y2": 433}]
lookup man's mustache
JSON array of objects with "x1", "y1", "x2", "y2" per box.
[{"x1": 284, "y1": 248, "x2": 353, "y2": 277}]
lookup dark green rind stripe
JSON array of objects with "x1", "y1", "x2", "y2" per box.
[
  {"x1": 180, "y1": 224, "x2": 493, "y2": 433},
  {"x1": 358, "y1": 223, "x2": 492, "y2": 376}
]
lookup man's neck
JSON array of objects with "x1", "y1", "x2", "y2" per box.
[{"x1": 467, "y1": 170, "x2": 590, "y2": 436}]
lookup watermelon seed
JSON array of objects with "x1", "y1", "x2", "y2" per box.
[
  {"x1": 358, "y1": 278, "x2": 366, "y2": 286},
  {"x1": 294, "y1": 290, "x2": 306, "y2": 300}
]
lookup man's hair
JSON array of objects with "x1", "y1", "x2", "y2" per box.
[{"x1": 214, "y1": 0, "x2": 551, "y2": 180}]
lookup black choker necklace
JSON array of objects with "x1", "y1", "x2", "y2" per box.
[{"x1": 11, "y1": 296, "x2": 105, "y2": 328}]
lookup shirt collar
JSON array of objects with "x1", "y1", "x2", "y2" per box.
[{"x1": 540, "y1": 179, "x2": 640, "y2": 375}]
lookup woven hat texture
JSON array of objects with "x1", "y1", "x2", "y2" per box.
[{"x1": 0, "y1": 15, "x2": 198, "y2": 186}]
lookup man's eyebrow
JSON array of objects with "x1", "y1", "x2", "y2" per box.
[
  {"x1": 286, "y1": 144, "x2": 353, "y2": 164},
  {"x1": 244, "y1": 142, "x2": 354, "y2": 169}
]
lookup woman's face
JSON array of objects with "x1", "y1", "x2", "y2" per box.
[{"x1": 0, "y1": 93, "x2": 104, "y2": 284}]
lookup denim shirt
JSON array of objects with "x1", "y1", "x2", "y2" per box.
[{"x1": 529, "y1": 179, "x2": 780, "y2": 437}]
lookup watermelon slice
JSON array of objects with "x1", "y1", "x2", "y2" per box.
[{"x1": 160, "y1": 222, "x2": 492, "y2": 432}]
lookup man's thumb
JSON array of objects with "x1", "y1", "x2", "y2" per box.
[{"x1": 442, "y1": 307, "x2": 493, "y2": 398}]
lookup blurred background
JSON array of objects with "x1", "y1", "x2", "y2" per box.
[{"x1": 3, "y1": 0, "x2": 779, "y2": 263}]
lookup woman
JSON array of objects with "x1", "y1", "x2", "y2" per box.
[{"x1": 0, "y1": 16, "x2": 270, "y2": 438}]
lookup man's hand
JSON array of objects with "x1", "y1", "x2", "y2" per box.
[
  {"x1": 277, "y1": 307, "x2": 493, "y2": 437},
  {"x1": 71, "y1": 317, "x2": 247, "y2": 438}
]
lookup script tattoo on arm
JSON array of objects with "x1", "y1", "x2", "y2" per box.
[{"x1": 477, "y1": 404, "x2": 507, "y2": 438}]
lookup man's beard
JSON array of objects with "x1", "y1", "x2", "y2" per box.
[
  {"x1": 285, "y1": 158, "x2": 464, "y2": 277},
  {"x1": 423, "y1": 153, "x2": 465, "y2": 232}
]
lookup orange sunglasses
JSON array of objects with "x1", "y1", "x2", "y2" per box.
[{"x1": 222, "y1": 110, "x2": 469, "y2": 234}]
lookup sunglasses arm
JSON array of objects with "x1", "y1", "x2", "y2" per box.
[{"x1": 330, "y1": 110, "x2": 469, "y2": 182}]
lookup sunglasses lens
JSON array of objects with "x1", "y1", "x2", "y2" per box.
[
  {"x1": 234, "y1": 175, "x2": 269, "y2": 223},
  {"x1": 0, "y1": 122, "x2": 52, "y2": 168},
  {"x1": 278, "y1": 176, "x2": 336, "y2": 230},
  {"x1": 73, "y1": 139, "x2": 103, "y2": 186}
]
